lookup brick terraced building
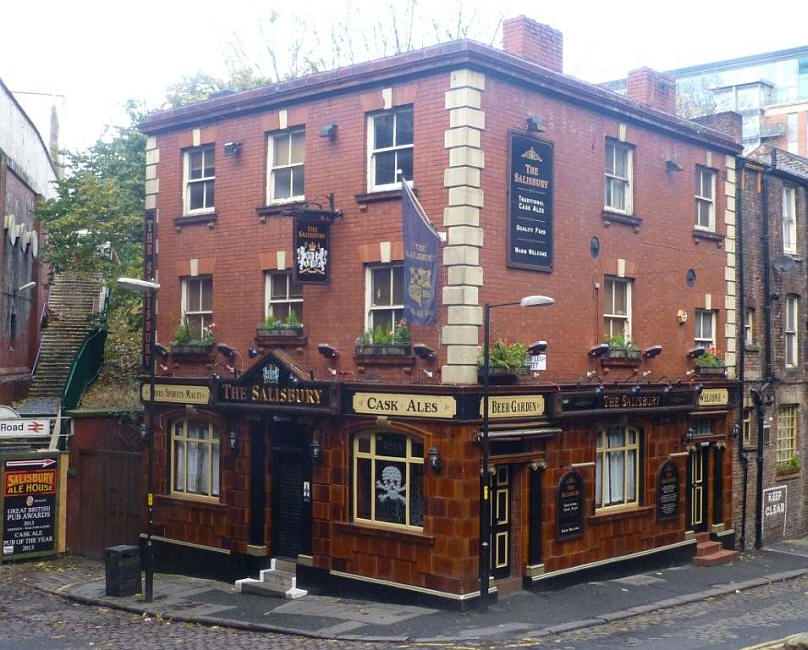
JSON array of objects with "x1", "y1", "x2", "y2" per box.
[{"x1": 138, "y1": 16, "x2": 743, "y2": 605}]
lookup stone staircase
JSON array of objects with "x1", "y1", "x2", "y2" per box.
[
  {"x1": 16, "y1": 273, "x2": 103, "y2": 416},
  {"x1": 235, "y1": 558, "x2": 307, "y2": 599},
  {"x1": 693, "y1": 532, "x2": 740, "y2": 567}
]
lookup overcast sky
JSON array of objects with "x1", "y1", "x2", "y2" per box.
[{"x1": 4, "y1": 0, "x2": 808, "y2": 152}]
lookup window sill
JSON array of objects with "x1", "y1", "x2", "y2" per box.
[
  {"x1": 692, "y1": 229, "x2": 724, "y2": 246},
  {"x1": 745, "y1": 344, "x2": 760, "y2": 353},
  {"x1": 335, "y1": 521, "x2": 434, "y2": 546},
  {"x1": 354, "y1": 189, "x2": 403, "y2": 206},
  {"x1": 601, "y1": 210, "x2": 642, "y2": 230},
  {"x1": 775, "y1": 468, "x2": 801, "y2": 480},
  {"x1": 587, "y1": 504, "x2": 652, "y2": 525},
  {"x1": 173, "y1": 213, "x2": 217, "y2": 229},
  {"x1": 157, "y1": 494, "x2": 225, "y2": 509}
]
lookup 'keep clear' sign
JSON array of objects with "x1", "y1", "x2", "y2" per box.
[{"x1": 762, "y1": 485, "x2": 787, "y2": 538}]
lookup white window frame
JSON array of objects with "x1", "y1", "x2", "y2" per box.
[
  {"x1": 788, "y1": 113, "x2": 799, "y2": 154},
  {"x1": 266, "y1": 128, "x2": 305, "y2": 204},
  {"x1": 695, "y1": 166, "x2": 716, "y2": 231},
  {"x1": 595, "y1": 425, "x2": 640, "y2": 510},
  {"x1": 181, "y1": 276, "x2": 213, "y2": 341},
  {"x1": 365, "y1": 263, "x2": 404, "y2": 334},
  {"x1": 785, "y1": 295, "x2": 799, "y2": 368},
  {"x1": 264, "y1": 271, "x2": 303, "y2": 323},
  {"x1": 604, "y1": 139, "x2": 633, "y2": 214},
  {"x1": 604, "y1": 277, "x2": 632, "y2": 340},
  {"x1": 353, "y1": 431, "x2": 424, "y2": 531},
  {"x1": 744, "y1": 308, "x2": 755, "y2": 346},
  {"x1": 170, "y1": 419, "x2": 221, "y2": 501},
  {"x1": 366, "y1": 106, "x2": 414, "y2": 192},
  {"x1": 776, "y1": 405, "x2": 798, "y2": 464},
  {"x1": 783, "y1": 186, "x2": 797, "y2": 255},
  {"x1": 694, "y1": 309, "x2": 716, "y2": 350},
  {"x1": 743, "y1": 408, "x2": 753, "y2": 448},
  {"x1": 183, "y1": 145, "x2": 215, "y2": 215}
]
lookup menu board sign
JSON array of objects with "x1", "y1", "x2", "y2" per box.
[
  {"x1": 657, "y1": 460, "x2": 680, "y2": 521},
  {"x1": 557, "y1": 471, "x2": 584, "y2": 540}
]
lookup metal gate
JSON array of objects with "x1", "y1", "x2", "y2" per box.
[{"x1": 77, "y1": 449, "x2": 143, "y2": 557}]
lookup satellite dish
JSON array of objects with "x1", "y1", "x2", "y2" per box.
[{"x1": 773, "y1": 256, "x2": 796, "y2": 273}]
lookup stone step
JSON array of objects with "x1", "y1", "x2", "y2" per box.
[
  {"x1": 696, "y1": 541, "x2": 723, "y2": 557},
  {"x1": 693, "y1": 549, "x2": 740, "y2": 567},
  {"x1": 272, "y1": 558, "x2": 297, "y2": 573},
  {"x1": 257, "y1": 569, "x2": 296, "y2": 591},
  {"x1": 236, "y1": 578, "x2": 307, "y2": 599},
  {"x1": 694, "y1": 532, "x2": 711, "y2": 544}
]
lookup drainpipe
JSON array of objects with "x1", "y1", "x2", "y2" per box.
[
  {"x1": 736, "y1": 157, "x2": 748, "y2": 552},
  {"x1": 754, "y1": 156, "x2": 775, "y2": 550}
]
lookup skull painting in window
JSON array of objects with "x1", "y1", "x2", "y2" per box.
[{"x1": 376, "y1": 463, "x2": 406, "y2": 524}]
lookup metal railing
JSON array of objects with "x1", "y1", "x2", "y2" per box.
[{"x1": 61, "y1": 327, "x2": 108, "y2": 410}]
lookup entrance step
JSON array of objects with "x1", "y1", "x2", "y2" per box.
[
  {"x1": 235, "y1": 557, "x2": 307, "y2": 599},
  {"x1": 493, "y1": 575, "x2": 522, "y2": 596},
  {"x1": 693, "y1": 533, "x2": 739, "y2": 567}
]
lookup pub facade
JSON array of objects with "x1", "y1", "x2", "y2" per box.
[{"x1": 138, "y1": 16, "x2": 742, "y2": 604}]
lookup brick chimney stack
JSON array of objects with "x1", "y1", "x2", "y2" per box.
[
  {"x1": 626, "y1": 67, "x2": 677, "y2": 114},
  {"x1": 502, "y1": 16, "x2": 563, "y2": 73}
]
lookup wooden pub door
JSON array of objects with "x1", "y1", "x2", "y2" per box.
[{"x1": 271, "y1": 426, "x2": 312, "y2": 559}]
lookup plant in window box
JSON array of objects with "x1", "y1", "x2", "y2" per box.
[
  {"x1": 603, "y1": 332, "x2": 641, "y2": 360},
  {"x1": 694, "y1": 346, "x2": 726, "y2": 375},
  {"x1": 256, "y1": 308, "x2": 304, "y2": 338},
  {"x1": 478, "y1": 339, "x2": 529, "y2": 384},
  {"x1": 777, "y1": 454, "x2": 800, "y2": 475},
  {"x1": 170, "y1": 319, "x2": 215, "y2": 355},
  {"x1": 355, "y1": 323, "x2": 411, "y2": 356}
]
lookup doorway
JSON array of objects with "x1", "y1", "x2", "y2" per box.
[
  {"x1": 490, "y1": 465, "x2": 512, "y2": 578},
  {"x1": 686, "y1": 445, "x2": 709, "y2": 532},
  {"x1": 271, "y1": 425, "x2": 312, "y2": 559}
]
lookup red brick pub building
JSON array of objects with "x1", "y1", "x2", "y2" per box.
[{"x1": 139, "y1": 16, "x2": 742, "y2": 606}]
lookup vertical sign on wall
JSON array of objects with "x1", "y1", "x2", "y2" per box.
[
  {"x1": 142, "y1": 208, "x2": 157, "y2": 371},
  {"x1": 557, "y1": 471, "x2": 584, "y2": 540},
  {"x1": 657, "y1": 460, "x2": 680, "y2": 521},
  {"x1": 293, "y1": 219, "x2": 330, "y2": 284},
  {"x1": 507, "y1": 133, "x2": 554, "y2": 271}
]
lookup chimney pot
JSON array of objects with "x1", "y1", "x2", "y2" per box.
[
  {"x1": 626, "y1": 67, "x2": 677, "y2": 114},
  {"x1": 502, "y1": 15, "x2": 563, "y2": 73}
]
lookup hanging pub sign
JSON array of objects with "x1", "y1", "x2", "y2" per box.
[
  {"x1": 657, "y1": 460, "x2": 680, "y2": 521},
  {"x1": 557, "y1": 470, "x2": 584, "y2": 540},
  {"x1": 507, "y1": 133, "x2": 553, "y2": 272},
  {"x1": 294, "y1": 218, "x2": 330, "y2": 284}
]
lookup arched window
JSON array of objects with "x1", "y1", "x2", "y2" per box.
[
  {"x1": 595, "y1": 425, "x2": 640, "y2": 509},
  {"x1": 171, "y1": 419, "x2": 220, "y2": 500},
  {"x1": 353, "y1": 431, "x2": 424, "y2": 530}
]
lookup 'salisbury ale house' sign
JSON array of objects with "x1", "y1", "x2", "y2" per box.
[{"x1": 508, "y1": 133, "x2": 553, "y2": 272}]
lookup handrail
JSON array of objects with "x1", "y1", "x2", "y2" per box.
[
  {"x1": 32, "y1": 283, "x2": 52, "y2": 376},
  {"x1": 61, "y1": 326, "x2": 108, "y2": 410}
]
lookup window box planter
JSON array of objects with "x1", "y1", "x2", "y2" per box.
[
  {"x1": 478, "y1": 366, "x2": 528, "y2": 385},
  {"x1": 170, "y1": 342, "x2": 214, "y2": 357},
  {"x1": 776, "y1": 465, "x2": 800, "y2": 477},
  {"x1": 355, "y1": 344, "x2": 412, "y2": 357},
  {"x1": 600, "y1": 346, "x2": 642, "y2": 368},
  {"x1": 696, "y1": 365, "x2": 726, "y2": 377},
  {"x1": 256, "y1": 326, "x2": 304, "y2": 339}
]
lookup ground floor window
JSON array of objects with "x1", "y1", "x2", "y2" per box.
[
  {"x1": 353, "y1": 431, "x2": 424, "y2": 530},
  {"x1": 595, "y1": 425, "x2": 640, "y2": 509},
  {"x1": 171, "y1": 419, "x2": 221, "y2": 500},
  {"x1": 777, "y1": 405, "x2": 798, "y2": 466}
]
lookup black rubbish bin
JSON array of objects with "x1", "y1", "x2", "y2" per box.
[{"x1": 105, "y1": 545, "x2": 141, "y2": 596}]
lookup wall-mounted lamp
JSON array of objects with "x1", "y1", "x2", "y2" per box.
[
  {"x1": 666, "y1": 159, "x2": 683, "y2": 172},
  {"x1": 428, "y1": 447, "x2": 441, "y2": 472},
  {"x1": 730, "y1": 423, "x2": 741, "y2": 440},
  {"x1": 683, "y1": 426, "x2": 695, "y2": 444},
  {"x1": 630, "y1": 383, "x2": 641, "y2": 395},
  {"x1": 589, "y1": 343, "x2": 610, "y2": 358},
  {"x1": 229, "y1": 431, "x2": 239, "y2": 451},
  {"x1": 247, "y1": 346, "x2": 259, "y2": 358},
  {"x1": 529, "y1": 340, "x2": 548, "y2": 355},
  {"x1": 310, "y1": 439, "x2": 322, "y2": 462},
  {"x1": 643, "y1": 345, "x2": 663, "y2": 359},
  {"x1": 413, "y1": 343, "x2": 435, "y2": 360},
  {"x1": 595, "y1": 384, "x2": 605, "y2": 396},
  {"x1": 687, "y1": 347, "x2": 706, "y2": 359},
  {"x1": 525, "y1": 116, "x2": 546, "y2": 133},
  {"x1": 693, "y1": 383, "x2": 703, "y2": 395},
  {"x1": 317, "y1": 343, "x2": 339, "y2": 359},
  {"x1": 223, "y1": 141, "x2": 242, "y2": 157},
  {"x1": 216, "y1": 343, "x2": 243, "y2": 377},
  {"x1": 155, "y1": 343, "x2": 169, "y2": 357},
  {"x1": 211, "y1": 371, "x2": 221, "y2": 381},
  {"x1": 318, "y1": 123, "x2": 338, "y2": 141}
]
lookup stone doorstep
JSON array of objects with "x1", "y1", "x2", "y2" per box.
[
  {"x1": 696, "y1": 541, "x2": 723, "y2": 557},
  {"x1": 693, "y1": 549, "x2": 740, "y2": 567},
  {"x1": 234, "y1": 557, "x2": 307, "y2": 600}
]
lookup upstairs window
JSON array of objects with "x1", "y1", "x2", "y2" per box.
[
  {"x1": 783, "y1": 186, "x2": 797, "y2": 255},
  {"x1": 785, "y1": 295, "x2": 799, "y2": 368},
  {"x1": 264, "y1": 271, "x2": 303, "y2": 323},
  {"x1": 788, "y1": 113, "x2": 798, "y2": 154},
  {"x1": 181, "y1": 276, "x2": 213, "y2": 341},
  {"x1": 267, "y1": 128, "x2": 305, "y2": 203},
  {"x1": 604, "y1": 140, "x2": 633, "y2": 213},
  {"x1": 367, "y1": 106, "x2": 413, "y2": 191},
  {"x1": 183, "y1": 145, "x2": 215, "y2": 214},
  {"x1": 744, "y1": 308, "x2": 755, "y2": 346},
  {"x1": 604, "y1": 277, "x2": 631, "y2": 340},
  {"x1": 695, "y1": 166, "x2": 715, "y2": 231},
  {"x1": 694, "y1": 309, "x2": 716, "y2": 350},
  {"x1": 366, "y1": 263, "x2": 403, "y2": 334}
]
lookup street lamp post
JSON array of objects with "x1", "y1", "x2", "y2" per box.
[
  {"x1": 479, "y1": 295, "x2": 554, "y2": 613},
  {"x1": 118, "y1": 277, "x2": 160, "y2": 603}
]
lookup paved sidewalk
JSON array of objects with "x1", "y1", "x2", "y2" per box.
[{"x1": 4, "y1": 541, "x2": 808, "y2": 644}]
